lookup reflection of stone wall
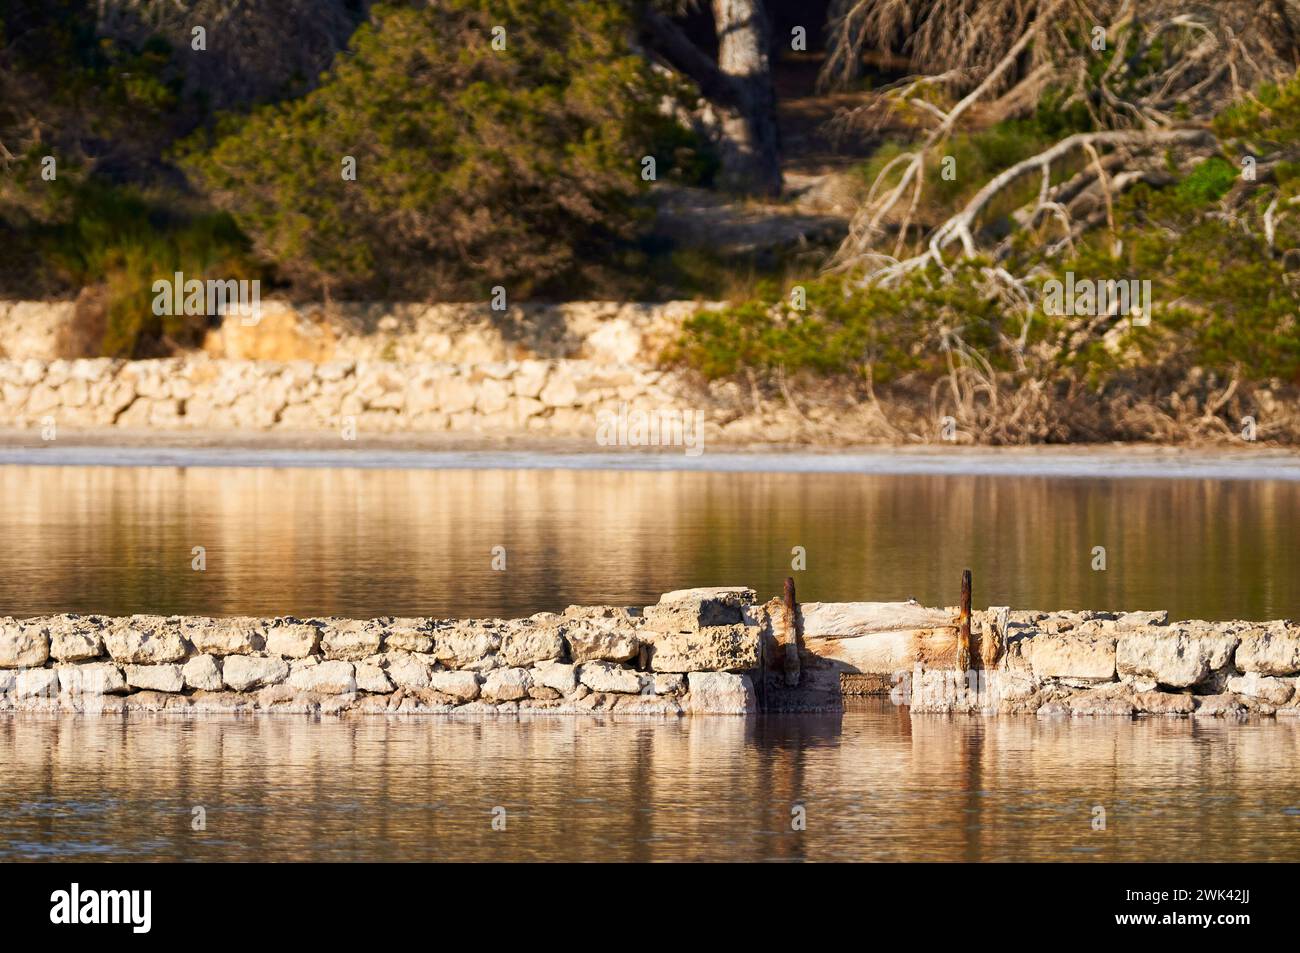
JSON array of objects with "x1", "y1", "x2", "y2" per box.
[
  {"x1": 0, "y1": 356, "x2": 689, "y2": 437},
  {"x1": 0, "y1": 588, "x2": 761, "y2": 716}
]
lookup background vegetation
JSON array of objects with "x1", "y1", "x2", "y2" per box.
[{"x1": 1, "y1": 0, "x2": 1298, "y2": 443}]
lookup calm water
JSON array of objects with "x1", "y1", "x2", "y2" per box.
[
  {"x1": 3, "y1": 702, "x2": 1300, "y2": 862},
  {"x1": 3, "y1": 459, "x2": 1300, "y2": 862},
  {"x1": 0, "y1": 463, "x2": 1297, "y2": 620}
]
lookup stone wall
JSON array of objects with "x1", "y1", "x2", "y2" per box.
[
  {"x1": 0, "y1": 588, "x2": 763, "y2": 716},
  {"x1": 202, "y1": 301, "x2": 703, "y2": 365},
  {"x1": 0, "y1": 355, "x2": 694, "y2": 438},
  {"x1": 0, "y1": 299, "x2": 704, "y2": 364},
  {"x1": 0, "y1": 300, "x2": 77, "y2": 361},
  {"x1": 5, "y1": 587, "x2": 1296, "y2": 718},
  {"x1": 891, "y1": 609, "x2": 1300, "y2": 717}
]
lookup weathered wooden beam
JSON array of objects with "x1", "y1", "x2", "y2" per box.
[
  {"x1": 958, "y1": 569, "x2": 973, "y2": 673},
  {"x1": 782, "y1": 576, "x2": 801, "y2": 687}
]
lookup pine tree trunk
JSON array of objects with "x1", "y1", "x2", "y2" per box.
[{"x1": 712, "y1": 0, "x2": 783, "y2": 197}]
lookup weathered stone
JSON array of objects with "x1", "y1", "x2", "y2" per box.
[
  {"x1": 320, "y1": 623, "x2": 382, "y2": 661},
  {"x1": 266, "y1": 624, "x2": 320, "y2": 659},
  {"x1": 499, "y1": 625, "x2": 565, "y2": 666},
  {"x1": 185, "y1": 691, "x2": 255, "y2": 714},
  {"x1": 648, "y1": 625, "x2": 760, "y2": 673},
  {"x1": 56, "y1": 662, "x2": 127, "y2": 695},
  {"x1": 562, "y1": 604, "x2": 640, "y2": 623},
  {"x1": 103, "y1": 618, "x2": 187, "y2": 664},
  {"x1": 686, "y1": 672, "x2": 756, "y2": 714},
  {"x1": 289, "y1": 659, "x2": 356, "y2": 694},
  {"x1": 1116, "y1": 628, "x2": 1238, "y2": 688},
  {"x1": 1226, "y1": 672, "x2": 1295, "y2": 706},
  {"x1": 1116, "y1": 610, "x2": 1169, "y2": 627},
  {"x1": 1024, "y1": 633, "x2": 1117, "y2": 682},
  {"x1": 14, "y1": 668, "x2": 59, "y2": 697},
  {"x1": 1065, "y1": 686, "x2": 1134, "y2": 716},
  {"x1": 539, "y1": 368, "x2": 578, "y2": 407},
  {"x1": 383, "y1": 620, "x2": 434, "y2": 654},
  {"x1": 256, "y1": 685, "x2": 323, "y2": 713},
  {"x1": 1234, "y1": 626, "x2": 1300, "y2": 676},
  {"x1": 578, "y1": 661, "x2": 643, "y2": 694},
  {"x1": 432, "y1": 624, "x2": 500, "y2": 667},
  {"x1": 222, "y1": 655, "x2": 289, "y2": 691},
  {"x1": 564, "y1": 624, "x2": 639, "y2": 663},
  {"x1": 123, "y1": 690, "x2": 190, "y2": 712},
  {"x1": 642, "y1": 587, "x2": 754, "y2": 632},
  {"x1": 123, "y1": 663, "x2": 185, "y2": 693},
  {"x1": 0, "y1": 620, "x2": 50, "y2": 668},
  {"x1": 385, "y1": 652, "x2": 432, "y2": 690},
  {"x1": 182, "y1": 654, "x2": 224, "y2": 691},
  {"x1": 611, "y1": 695, "x2": 684, "y2": 715},
  {"x1": 1133, "y1": 690, "x2": 1196, "y2": 715},
  {"x1": 798, "y1": 601, "x2": 954, "y2": 639},
  {"x1": 1193, "y1": 693, "x2": 1247, "y2": 717},
  {"x1": 48, "y1": 618, "x2": 104, "y2": 661},
  {"x1": 355, "y1": 662, "x2": 393, "y2": 693},
  {"x1": 481, "y1": 667, "x2": 531, "y2": 701},
  {"x1": 532, "y1": 660, "x2": 578, "y2": 695},
  {"x1": 652, "y1": 673, "x2": 685, "y2": 696},
  {"x1": 183, "y1": 617, "x2": 264, "y2": 655},
  {"x1": 428, "y1": 670, "x2": 481, "y2": 702}
]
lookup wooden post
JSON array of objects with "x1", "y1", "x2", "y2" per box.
[
  {"x1": 957, "y1": 568, "x2": 972, "y2": 673},
  {"x1": 782, "y1": 576, "x2": 801, "y2": 687}
]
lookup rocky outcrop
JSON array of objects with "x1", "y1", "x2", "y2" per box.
[{"x1": 0, "y1": 593, "x2": 760, "y2": 716}]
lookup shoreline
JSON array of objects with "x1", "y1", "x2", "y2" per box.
[{"x1": 2, "y1": 427, "x2": 1299, "y2": 479}]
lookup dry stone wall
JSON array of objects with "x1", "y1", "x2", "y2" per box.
[
  {"x1": 0, "y1": 588, "x2": 762, "y2": 716},
  {"x1": 0, "y1": 300, "x2": 704, "y2": 365},
  {"x1": 898, "y1": 609, "x2": 1300, "y2": 717},
  {"x1": 0, "y1": 356, "x2": 689, "y2": 437},
  {"x1": 7, "y1": 581, "x2": 1293, "y2": 719}
]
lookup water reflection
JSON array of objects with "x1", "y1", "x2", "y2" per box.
[
  {"x1": 0, "y1": 465, "x2": 1297, "y2": 620},
  {"x1": 3, "y1": 703, "x2": 1299, "y2": 861}
]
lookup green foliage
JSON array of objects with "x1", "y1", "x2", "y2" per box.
[
  {"x1": 666, "y1": 264, "x2": 1043, "y2": 382},
  {"x1": 180, "y1": 0, "x2": 666, "y2": 299},
  {"x1": 1172, "y1": 157, "x2": 1237, "y2": 207},
  {"x1": 0, "y1": 1, "x2": 195, "y2": 223},
  {"x1": 36, "y1": 181, "x2": 255, "y2": 357},
  {"x1": 1214, "y1": 74, "x2": 1300, "y2": 147},
  {"x1": 676, "y1": 78, "x2": 1300, "y2": 393},
  {"x1": 0, "y1": 2, "x2": 250, "y2": 354},
  {"x1": 855, "y1": 116, "x2": 1075, "y2": 227},
  {"x1": 1063, "y1": 171, "x2": 1300, "y2": 384}
]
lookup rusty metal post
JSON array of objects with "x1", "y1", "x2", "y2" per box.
[
  {"x1": 782, "y1": 576, "x2": 801, "y2": 688},
  {"x1": 957, "y1": 568, "x2": 972, "y2": 673}
]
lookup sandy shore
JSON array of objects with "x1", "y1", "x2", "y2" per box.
[{"x1": 1, "y1": 427, "x2": 1298, "y2": 479}]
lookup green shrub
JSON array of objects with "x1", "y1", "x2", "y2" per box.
[
  {"x1": 666, "y1": 264, "x2": 1050, "y2": 382},
  {"x1": 675, "y1": 77, "x2": 1300, "y2": 391},
  {"x1": 180, "y1": 0, "x2": 666, "y2": 300},
  {"x1": 38, "y1": 181, "x2": 256, "y2": 356}
]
